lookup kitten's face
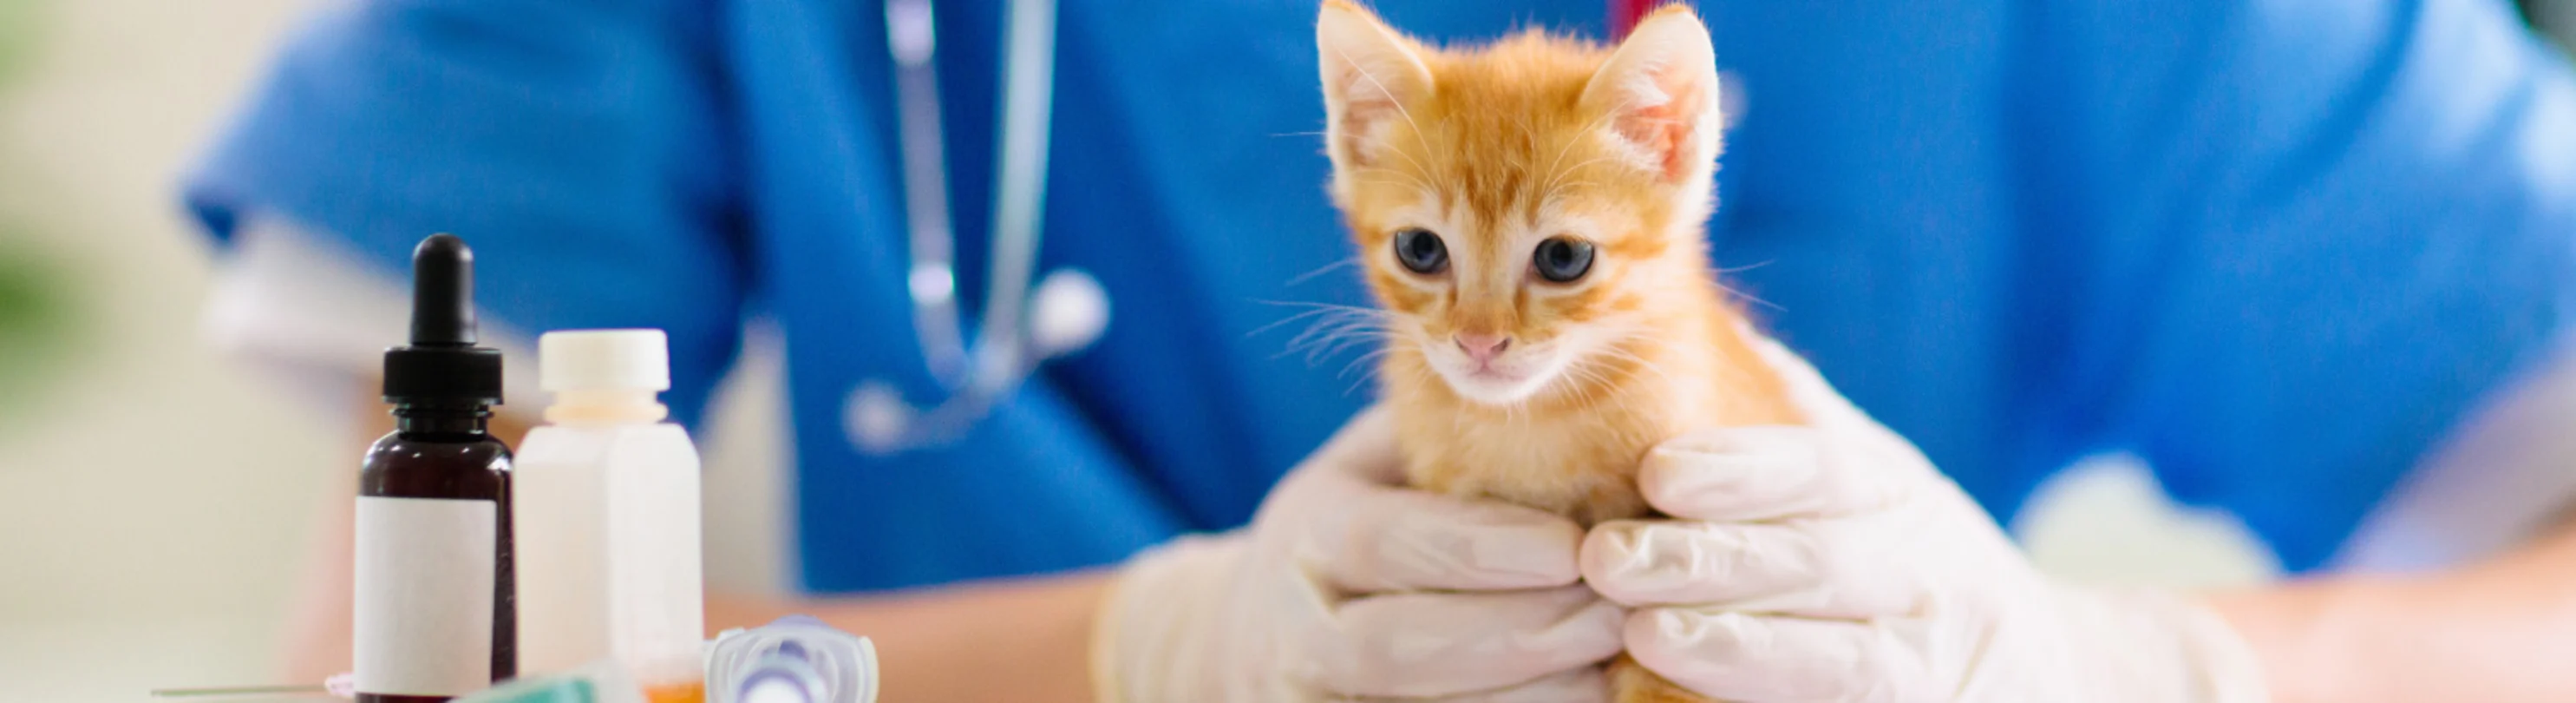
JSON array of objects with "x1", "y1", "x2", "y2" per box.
[{"x1": 1317, "y1": 2, "x2": 1724, "y2": 406}]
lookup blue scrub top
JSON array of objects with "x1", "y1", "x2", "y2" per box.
[{"x1": 186, "y1": 0, "x2": 2576, "y2": 588}]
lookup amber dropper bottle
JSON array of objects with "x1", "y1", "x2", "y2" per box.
[{"x1": 354, "y1": 233, "x2": 516, "y2": 703}]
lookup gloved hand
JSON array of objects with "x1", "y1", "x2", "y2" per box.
[
  {"x1": 1581, "y1": 338, "x2": 2272, "y2": 703},
  {"x1": 1094, "y1": 406, "x2": 1626, "y2": 703}
]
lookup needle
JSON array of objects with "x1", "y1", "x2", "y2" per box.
[
  {"x1": 150, "y1": 685, "x2": 326, "y2": 697},
  {"x1": 153, "y1": 673, "x2": 352, "y2": 699}
]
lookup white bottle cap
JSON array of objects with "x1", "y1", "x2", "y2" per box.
[{"x1": 539, "y1": 329, "x2": 671, "y2": 392}]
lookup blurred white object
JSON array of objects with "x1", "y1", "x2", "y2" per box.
[
  {"x1": 2014, "y1": 457, "x2": 2279, "y2": 589},
  {"x1": 1094, "y1": 407, "x2": 1625, "y2": 703},
  {"x1": 1580, "y1": 337, "x2": 2265, "y2": 703},
  {"x1": 1027, "y1": 269, "x2": 1109, "y2": 359},
  {"x1": 204, "y1": 216, "x2": 544, "y2": 417},
  {"x1": 705, "y1": 615, "x2": 879, "y2": 703},
  {"x1": 517, "y1": 330, "x2": 707, "y2": 690}
]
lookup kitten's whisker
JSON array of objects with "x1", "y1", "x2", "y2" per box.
[
  {"x1": 1711, "y1": 280, "x2": 1783, "y2": 312},
  {"x1": 1353, "y1": 167, "x2": 1439, "y2": 200},
  {"x1": 1551, "y1": 154, "x2": 1628, "y2": 180},
  {"x1": 1618, "y1": 350, "x2": 1682, "y2": 390},
  {"x1": 1289, "y1": 319, "x2": 1389, "y2": 363},
  {"x1": 1558, "y1": 361, "x2": 1615, "y2": 410},
  {"x1": 1295, "y1": 322, "x2": 1392, "y2": 359},
  {"x1": 1716, "y1": 260, "x2": 1776, "y2": 275},
  {"x1": 1246, "y1": 302, "x2": 1375, "y2": 339},
  {"x1": 1344, "y1": 351, "x2": 1405, "y2": 397},
  {"x1": 1540, "y1": 154, "x2": 1631, "y2": 203},
  {"x1": 1542, "y1": 108, "x2": 1625, "y2": 193},
  {"x1": 1375, "y1": 149, "x2": 1438, "y2": 188},
  {"x1": 1312, "y1": 328, "x2": 1391, "y2": 365},
  {"x1": 1580, "y1": 355, "x2": 1635, "y2": 397},
  {"x1": 1285, "y1": 258, "x2": 1361, "y2": 288},
  {"x1": 1618, "y1": 326, "x2": 1760, "y2": 398},
  {"x1": 1594, "y1": 341, "x2": 1682, "y2": 391},
  {"x1": 1251, "y1": 300, "x2": 1398, "y2": 369},
  {"x1": 1354, "y1": 164, "x2": 1431, "y2": 183},
  {"x1": 1257, "y1": 299, "x2": 1389, "y2": 313},
  {"x1": 1337, "y1": 347, "x2": 1393, "y2": 381},
  {"x1": 1245, "y1": 306, "x2": 1337, "y2": 338},
  {"x1": 1544, "y1": 181, "x2": 1601, "y2": 198},
  {"x1": 1328, "y1": 45, "x2": 1427, "y2": 140},
  {"x1": 1363, "y1": 359, "x2": 1436, "y2": 398},
  {"x1": 1252, "y1": 317, "x2": 1337, "y2": 349},
  {"x1": 1356, "y1": 175, "x2": 1437, "y2": 200}
]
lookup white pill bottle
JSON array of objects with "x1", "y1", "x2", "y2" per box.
[{"x1": 514, "y1": 329, "x2": 707, "y2": 699}]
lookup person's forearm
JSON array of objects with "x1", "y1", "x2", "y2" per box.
[
  {"x1": 2207, "y1": 520, "x2": 2576, "y2": 703},
  {"x1": 708, "y1": 571, "x2": 1112, "y2": 703}
]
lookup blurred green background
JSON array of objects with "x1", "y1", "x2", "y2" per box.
[{"x1": 0, "y1": 0, "x2": 77, "y2": 423}]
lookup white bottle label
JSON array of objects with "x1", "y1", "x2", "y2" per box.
[{"x1": 355, "y1": 496, "x2": 497, "y2": 696}]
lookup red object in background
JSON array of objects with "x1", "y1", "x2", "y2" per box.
[{"x1": 1609, "y1": 0, "x2": 1668, "y2": 40}]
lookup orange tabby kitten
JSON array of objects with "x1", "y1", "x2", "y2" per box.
[{"x1": 1315, "y1": 3, "x2": 1800, "y2": 701}]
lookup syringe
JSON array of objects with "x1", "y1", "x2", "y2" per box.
[
  {"x1": 151, "y1": 673, "x2": 355, "y2": 700},
  {"x1": 152, "y1": 617, "x2": 877, "y2": 703}
]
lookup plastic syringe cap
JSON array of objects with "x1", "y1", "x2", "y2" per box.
[{"x1": 383, "y1": 233, "x2": 503, "y2": 404}]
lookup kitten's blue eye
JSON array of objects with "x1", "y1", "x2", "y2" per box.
[
  {"x1": 1533, "y1": 237, "x2": 1594, "y2": 283},
  {"x1": 1393, "y1": 228, "x2": 1448, "y2": 274}
]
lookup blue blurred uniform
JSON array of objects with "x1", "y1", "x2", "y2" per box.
[{"x1": 186, "y1": 0, "x2": 2576, "y2": 591}]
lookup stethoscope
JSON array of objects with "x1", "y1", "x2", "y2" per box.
[
  {"x1": 844, "y1": 0, "x2": 1108, "y2": 454},
  {"x1": 845, "y1": 0, "x2": 1669, "y2": 454}
]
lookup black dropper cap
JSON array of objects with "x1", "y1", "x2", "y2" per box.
[{"x1": 382, "y1": 233, "x2": 504, "y2": 405}]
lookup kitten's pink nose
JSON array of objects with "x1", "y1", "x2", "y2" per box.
[{"x1": 1454, "y1": 333, "x2": 1512, "y2": 365}]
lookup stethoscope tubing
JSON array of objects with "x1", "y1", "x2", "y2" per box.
[{"x1": 860, "y1": 0, "x2": 1069, "y2": 454}]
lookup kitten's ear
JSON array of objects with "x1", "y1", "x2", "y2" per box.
[
  {"x1": 1317, "y1": 1, "x2": 1432, "y2": 175},
  {"x1": 1580, "y1": 6, "x2": 1722, "y2": 184}
]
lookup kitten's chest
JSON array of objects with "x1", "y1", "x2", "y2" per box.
[
  {"x1": 1389, "y1": 334, "x2": 1800, "y2": 526},
  {"x1": 1396, "y1": 403, "x2": 1683, "y2": 526}
]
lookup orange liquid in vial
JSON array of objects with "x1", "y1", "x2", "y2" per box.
[{"x1": 644, "y1": 680, "x2": 705, "y2": 703}]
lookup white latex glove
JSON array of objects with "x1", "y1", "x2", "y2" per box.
[
  {"x1": 1581, "y1": 338, "x2": 2272, "y2": 703},
  {"x1": 1095, "y1": 406, "x2": 1626, "y2": 703}
]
